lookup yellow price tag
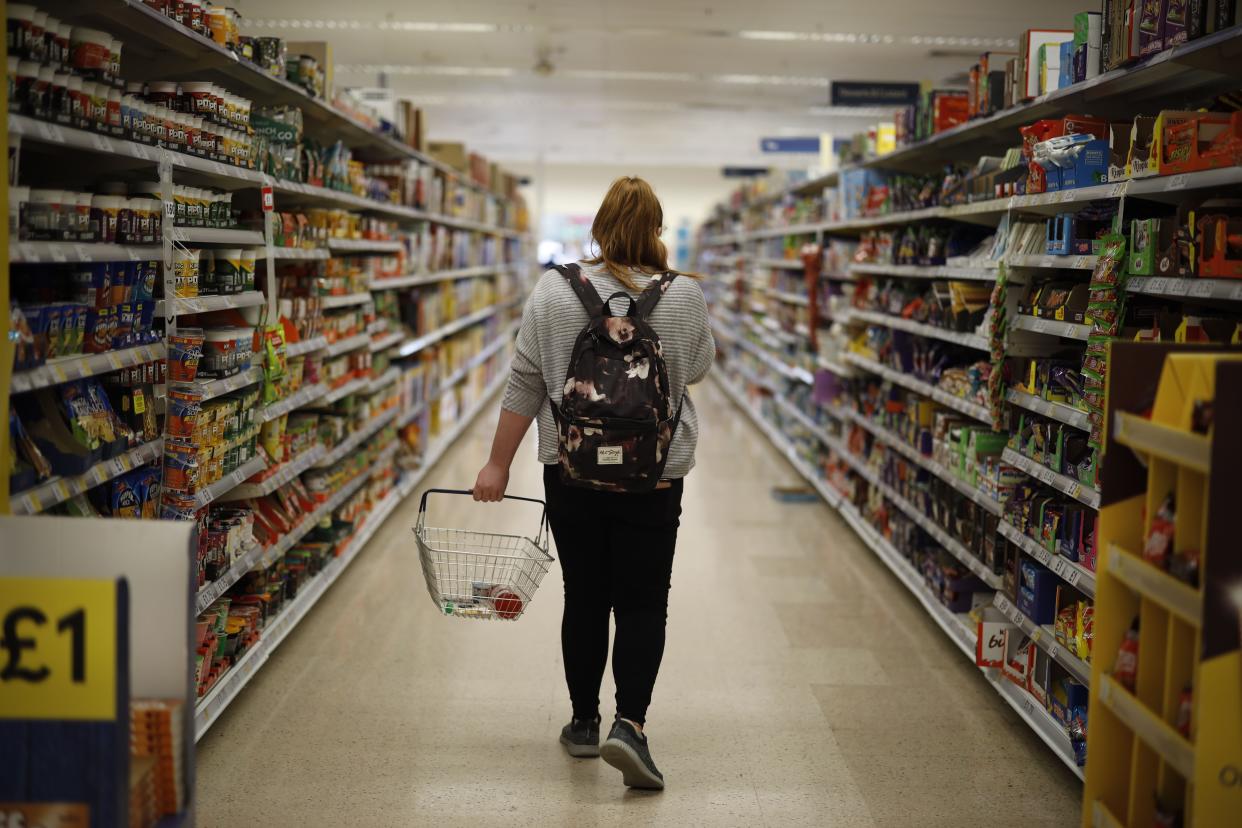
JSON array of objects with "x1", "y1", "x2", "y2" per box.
[
  {"x1": 0, "y1": 577, "x2": 118, "y2": 721},
  {"x1": 133, "y1": 389, "x2": 146, "y2": 415}
]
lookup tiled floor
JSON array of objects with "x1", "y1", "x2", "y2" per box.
[{"x1": 197, "y1": 379, "x2": 1083, "y2": 826}]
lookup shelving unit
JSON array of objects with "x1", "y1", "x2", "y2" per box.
[
  {"x1": 694, "y1": 31, "x2": 1242, "y2": 793},
  {"x1": 3, "y1": 6, "x2": 533, "y2": 809}
]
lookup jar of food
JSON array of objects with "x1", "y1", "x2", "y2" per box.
[
  {"x1": 86, "y1": 81, "x2": 108, "y2": 131},
  {"x1": 91, "y1": 193, "x2": 122, "y2": 243},
  {"x1": 207, "y1": 6, "x2": 228, "y2": 46},
  {"x1": 173, "y1": 248, "x2": 200, "y2": 297},
  {"x1": 147, "y1": 80, "x2": 178, "y2": 109},
  {"x1": 187, "y1": 2, "x2": 205, "y2": 35},
  {"x1": 15, "y1": 60, "x2": 39, "y2": 117},
  {"x1": 213, "y1": 248, "x2": 242, "y2": 294},
  {"x1": 75, "y1": 192, "x2": 93, "y2": 240},
  {"x1": 128, "y1": 183, "x2": 164, "y2": 242},
  {"x1": 28, "y1": 189, "x2": 64, "y2": 240},
  {"x1": 69, "y1": 26, "x2": 112, "y2": 82},
  {"x1": 7, "y1": 5, "x2": 36, "y2": 62},
  {"x1": 31, "y1": 65, "x2": 51, "y2": 120},
  {"x1": 106, "y1": 87, "x2": 122, "y2": 134},
  {"x1": 202, "y1": 328, "x2": 238, "y2": 377},
  {"x1": 107, "y1": 38, "x2": 122, "y2": 86},
  {"x1": 43, "y1": 16, "x2": 60, "y2": 67},
  {"x1": 115, "y1": 196, "x2": 136, "y2": 244},
  {"x1": 66, "y1": 74, "x2": 86, "y2": 127},
  {"x1": 50, "y1": 71, "x2": 71, "y2": 123},
  {"x1": 239, "y1": 248, "x2": 256, "y2": 291},
  {"x1": 54, "y1": 22, "x2": 71, "y2": 71},
  {"x1": 10, "y1": 185, "x2": 29, "y2": 240},
  {"x1": 29, "y1": 11, "x2": 46, "y2": 64}
]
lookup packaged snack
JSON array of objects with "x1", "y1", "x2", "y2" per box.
[
  {"x1": 166, "y1": 388, "x2": 203, "y2": 439},
  {"x1": 1143, "y1": 494, "x2": 1175, "y2": 570},
  {"x1": 1114, "y1": 619, "x2": 1140, "y2": 691},
  {"x1": 1076, "y1": 603, "x2": 1094, "y2": 662},
  {"x1": 1175, "y1": 685, "x2": 1193, "y2": 738},
  {"x1": 168, "y1": 328, "x2": 205, "y2": 382},
  {"x1": 163, "y1": 442, "x2": 199, "y2": 493}
]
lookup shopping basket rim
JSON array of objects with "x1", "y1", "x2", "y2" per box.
[{"x1": 413, "y1": 526, "x2": 555, "y2": 562}]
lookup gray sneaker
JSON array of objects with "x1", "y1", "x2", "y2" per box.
[
  {"x1": 559, "y1": 717, "x2": 600, "y2": 757},
  {"x1": 599, "y1": 719, "x2": 665, "y2": 790}
]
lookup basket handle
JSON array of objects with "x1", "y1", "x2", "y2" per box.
[{"x1": 415, "y1": 488, "x2": 549, "y2": 548}]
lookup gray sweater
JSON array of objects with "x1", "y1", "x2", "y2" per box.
[{"x1": 501, "y1": 262, "x2": 715, "y2": 478}]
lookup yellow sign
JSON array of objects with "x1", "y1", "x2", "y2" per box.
[{"x1": 0, "y1": 577, "x2": 117, "y2": 721}]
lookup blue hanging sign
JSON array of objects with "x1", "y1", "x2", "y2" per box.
[{"x1": 759, "y1": 137, "x2": 820, "y2": 154}]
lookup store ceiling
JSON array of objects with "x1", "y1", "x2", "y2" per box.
[{"x1": 243, "y1": 0, "x2": 1088, "y2": 167}]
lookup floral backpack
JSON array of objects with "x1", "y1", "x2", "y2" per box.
[{"x1": 549, "y1": 263, "x2": 681, "y2": 492}]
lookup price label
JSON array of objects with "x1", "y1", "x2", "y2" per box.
[
  {"x1": 1166, "y1": 279, "x2": 1190, "y2": 296},
  {"x1": 1041, "y1": 256, "x2": 1056, "y2": 269},
  {"x1": 47, "y1": 363, "x2": 68, "y2": 383},
  {"x1": 1064, "y1": 567, "x2": 1081, "y2": 587},
  {"x1": 132, "y1": 143, "x2": 152, "y2": 161},
  {"x1": 1061, "y1": 189, "x2": 1078, "y2": 202},
  {"x1": 1230, "y1": 284, "x2": 1242, "y2": 302},
  {"x1": 36, "y1": 122, "x2": 63, "y2": 143},
  {"x1": 51, "y1": 481, "x2": 72, "y2": 503},
  {"x1": 105, "y1": 352, "x2": 124, "y2": 372},
  {"x1": 0, "y1": 577, "x2": 118, "y2": 720},
  {"x1": 90, "y1": 133, "x2": 111, "y2": 153},
  {"x1": 73, "y1": 244, "x2": 92, "y2": 261},
  {"x1": 1072, "y1": 256, "x2": 1088, "y2": 269},
  {"x1": 49, "y1": 247, "x2": 68, "y2": 263},
  {"x1": 1148, "y1": 277, "x2": 1169, "y2": 294},
  {"x1": 1188, "y1": 280, "x2": 1215, "y2": 299},
  {"x1": 1066, "y1": 481, "x2": 1082, "y2": 500},
  {"x1": 1109, "y1": 181, "x2": 1127, "y2": 197},
  {"x1": 1047, "y1": 642, "x2": 1060, "y2": 661},
  {"x1": 1165, "y1": 174, "x2": 1188, "y2": 191},
  {"x1": 20, "y1": 491, "x2": 43, "y2": 514}
]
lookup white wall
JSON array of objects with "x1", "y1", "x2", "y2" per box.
[{"x1": 508, "y1": 162, "x2": 737, "y2": 266}]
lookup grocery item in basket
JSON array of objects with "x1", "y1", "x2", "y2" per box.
[
  {"x1": 168, "y1": 328, "x2": 205, "y2": 382},
  {"x1": 473, "y1": 582, "x2": 524, "y2": 620}
]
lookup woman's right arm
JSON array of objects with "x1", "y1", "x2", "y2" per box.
[{"x1": 474, "y1": 282, "x2": 546, "y2": 501}]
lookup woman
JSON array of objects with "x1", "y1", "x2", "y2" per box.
[{"x1": 473, "y1": 176, "x2": 714, "y2": 790}]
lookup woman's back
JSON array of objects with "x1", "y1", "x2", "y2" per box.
[{"x1": 502, "y1": 260, "x2": 714, "y2": 477}]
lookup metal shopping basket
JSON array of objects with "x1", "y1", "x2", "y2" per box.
[{"x1": 414, "y1": 488, "x2": 555, "y2": 621}]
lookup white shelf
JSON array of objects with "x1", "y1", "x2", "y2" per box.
[
  {"x1": 844, "y1": 409, "x2": 1003, "y2": 517},
  {"x1": 1006, "y1": 253, "x2": 1098, "y2": 271},
  {"x1": 992, "y1": 593, "x2": 1092, "y2": 685},
  {"x1": 313, "y1": 408, "x2": 400, "y2": 469},
  {"x1": 771, "y1": 394, "x2": 840, "y2": 450},
  {"x1": 998, "y1": 521, "x2": 1097, "y2": 597},
  {"x1": 396, "y1": 302, "x2": 512, "y2": 358},
  {"x1": 1001, "y1": 447, "x2": 1100, "y2": 508},
  {"x1": 323, "y1": 333, "x2": 371, "y2": 358},
  {"x1": 9, "y1": 439, "x2": 164, "y2": 515},
  {"x1": 1011, "y1": 315, "x2": 1092, "y2": 341},
  {"x1": 182, "y1": 366, "x2": 263, "y2": 401},
  {"x1": 369, "y1": 263, "x2": 506, "y2": 290},
  {"x1": 848, "y1": 262, "x2": 1000, "y2": 282},
  {"x1": 816, "y1": 355, "x2": 854, "y2": 377},
  {"x1": 848, "y1": 309, "x2": 990, "y2": 351},
  {"x1": 722, "y1": 326, "x2": 814, "y2": 384},
  {"x1": 157, "y1": 291, "x2": 266, "y2": 317},
  {"x1": 218, "y1": 444, "x2": 328, "y2": 501},
  {"x1": 187, "y1": 454, "x2": 269, "y2": 510},
  {"x1": 172, "y1": 227, "x2": 264, "y2": 246},
  {"x1": 755, "y1": 257, "x2": 805, "y2": 270},
  {"x1": 842, "y1": 352, "x2": 992, "y2": 424},
  {"x1": 11, "y1": 343, "x2": 165, "y2": 393},
  {"x1": 194, "y1": 372, "x2": 509, "y2": 739},
  {"x1": 10, "y1": 241, "x2": 164, "y2": 263},
  {"x1": 287, "y1": 336, "x2": 329, "y2": 357},
  {"x1": 1126, "y1": 276, "x2": 1242, "y2": 302},
  {"x1": 320, "y1": 375, "x2": 372, "y2": 404},
  {"x1": 367, "y1": 367, "x2": 402, "y2": 394},
  {"x1": 1006, "y1": 388, "x2": 1091, "y2": 431},
  {"x1": 764, "y1": 287, "x2": 810, "y2": 306},
  {"x1": 714, "y1": 373, "x2": 1087, "y2": 781},
  {"x1": 195, "y1": 540, "x2": 264, "y2": 614},
  {"x1": 326, "y1": 238, "x2": 405, "y2": 253},
  {"x1": 320, "y1": 292, "x2": 373, "y2": 310},
  {"x1": 260, "y1": 383, "x2": 327, "y2": 422},
  {"x1": 432, "y1": 325, "x2": 518, "y2": 394},
  {"x1": 270, "y1": 247, "x2": 330, "y2": 261},
  {"x1": 369, "y1": 331, "x2": 406, "y2": 353}
]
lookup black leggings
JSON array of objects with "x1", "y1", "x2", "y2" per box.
[{"x1": 543, "y1": 465, "x2": 683, "y2": 726}]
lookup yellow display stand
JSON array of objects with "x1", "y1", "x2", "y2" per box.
[{"x1": 1083, "y1": 343, "x2": 1242, "y2": 827}]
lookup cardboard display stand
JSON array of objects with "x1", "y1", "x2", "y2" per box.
[{"x1": 0, "y1": 516, "x2": 196, "y2": 827}]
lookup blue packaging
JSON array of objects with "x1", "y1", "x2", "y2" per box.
[{"x1": 1017, "y1": 559, "x2": 1059, "y2": 624}]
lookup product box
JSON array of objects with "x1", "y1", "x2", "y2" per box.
[
  {"x1": 428, "y1": 141, "x2": 469, "y2": 173},
  {"x1": 1059, "y1": 139, "x2": 1110, "y2": 188},
  {"x1": 1075, "y1": 11, "x2": 1103, "y2": 78},
  {"x1": 1058, "y1": 40, "x2": 1076, "y2": 91},
  {"x1": 1126, "y1": 115, "x2": 1160, "y2": 177},
  {"x1": 1158, "y1": 111, "x2": 1242, "y2": 175},
  {"x1": 1165, "y1": 0, "x2": 1189, "y2": 45},
  {"x1": 976, "y1": 605, "x2": 1013, "y2": 669},
  {"x1": 1020, "y1": 29, "x2": 1074, "y2": 100},
  {"x1": 286, "y1": 41, "x2": 334, "y2": 101},
  {"x1": 1002, "y1": 630, "x2": 1034, "y2": 687},
  {"x1": 1017, "y1": 559, "x2": 1060, "y2": 624},
  {"x1": 1132, "y1": 0, "x2": 1167, "y2": 56}
]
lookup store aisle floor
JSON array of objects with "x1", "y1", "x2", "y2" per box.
[{"x1": 197, "y1": 379, "x2": 1082, "y2": 827}]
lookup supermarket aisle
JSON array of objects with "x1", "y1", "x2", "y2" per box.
[{"x1": 197, "y1": 379, "x2": 1081, "y2": 827}]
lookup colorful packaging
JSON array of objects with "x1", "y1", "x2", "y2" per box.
[{"x1": 168, "y1": 328, "x2": 205, "y2": 383}]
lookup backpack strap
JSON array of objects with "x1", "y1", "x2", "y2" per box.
[
  {"x1": 636, "y1": 271, "x2": 679, "y2": 319},
  {"x1": 553, "y1": 262, "x2": 605, "y2": 317}
]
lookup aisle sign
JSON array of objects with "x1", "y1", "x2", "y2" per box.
[
  {"x1": 760, "y1": 137, "x2": 820, "y2": 154},
  {"x1": 0, "y1": 577, "x2": 117, "y2": 720},
  {"x1": 830, "y1": 81, "x2": 920, "y2": 107}
]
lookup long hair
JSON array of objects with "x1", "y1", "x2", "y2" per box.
[{"x1": 582, "y1": 176, "x2": 690, "y2": 291}]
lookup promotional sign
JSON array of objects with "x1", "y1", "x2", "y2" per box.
[
  {"x1": 759, "y1": 137, "x2": 820, "y2": 154},
  {"x1": 0, "y1": 577, "x2": 118, "y2": 720},
  {"x1": 721, "y1": 167, "x2": 770, "y2": 178},
  {"x1": 830, "y1": 81, "x2": 921, "y2": 107}
]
